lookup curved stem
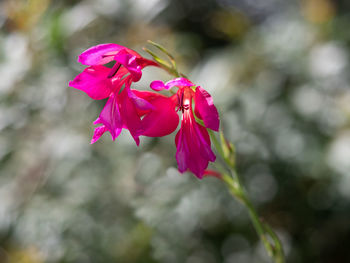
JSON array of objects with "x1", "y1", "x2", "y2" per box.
[
  {"x1": 152, "y1": 50, "x2": 285, "y2": 262},
  {"x1": 210, "y1": 132, "x2": 285, "y2": 263}
]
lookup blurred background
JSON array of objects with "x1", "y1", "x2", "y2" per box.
[{"x1": 1, "y1": 0, "x2": 350, "y2": 262}]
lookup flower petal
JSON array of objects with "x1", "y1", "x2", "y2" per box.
[
  {"x1": 133, "y1": 90, "x2": 179, "y2": 137},
  {"x1": 119, "y1": 86, "x2": 142, "y2": 146},
  {"x1": 150, "y1": 80, "x2": 167, "y2": 91},
  {"x1": 114, "y1": 49, "x2": 142, "y2": 82},
  {"x1": 127, "y1": 88, "x2": 155, "y2": 111},
  {"x1": 194, "y1": 86, "x2": 220, "y2": 131},
  {"x1": 91, "y1": 125, "x2": 109, "y2": 144},
  {"x1": 165, "y1": 77, "x2": 195, "y2": 88},
  {"x1": 150, "y1": 77, "x2": 195, "y2": 91},
  {"x1": 69, "y1": 65, "x2": 114, "y2": 100},
  {"x1": 95, "y1": 93, "x2": 123, "y2": 141},
  {"x1": 78, "y1": 43, "x2": 123, "y2": 65},
  {"x1": 175, "y1": 109, "x2": 216, "y2": 178},
  {"x1": 136, "y1": 57, "x2": 159, "y2": 68}
]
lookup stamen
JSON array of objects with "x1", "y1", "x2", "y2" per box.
[
  {"x1": 107, "y1": 63, "x2": 122, "y2": 78},
  {"x1": 176, "y1": 90, "x2": 190, "y2": 113}
]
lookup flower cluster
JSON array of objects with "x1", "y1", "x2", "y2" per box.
[{"x1": 69, "y1": 43, "x2": 220, "y2": 178}]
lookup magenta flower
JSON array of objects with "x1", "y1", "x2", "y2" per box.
[
  {"x1": 70, "y1": 43, "x2": 220, "y2": 179},
  {"x1": 69, "y1": 43, "x2": 164, "y2": 145},
  {"x1": 76, "y1": 43, "x2": 157, "y2": 82},
  {"x1": 150, "y1": 78, "x2": 220, "y2": 178}
]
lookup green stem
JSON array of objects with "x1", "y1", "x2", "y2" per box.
[
  {"x1": 149, "y1": 47, "x2": 285, "y2": 261},
  {"x1": 210, "y1": 132, "x2": 285, "y2": 263}
]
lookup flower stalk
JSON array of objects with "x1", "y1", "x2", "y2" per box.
[
  {"x1": 71, "y1": 40, "x2": 285, "y2": 263},
  {"x1": 147, "y1": 41, "x2": 285, "y2": 263},
  {"x1": 209, "y1": 131, "x2": 285, "y2": 263},
  {"x1": 144, "y1": 41, "x2": 188, "y2": 79}
]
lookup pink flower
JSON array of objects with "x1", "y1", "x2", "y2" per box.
[
  {"x1": 69, "y1": 43, "x2": 157, "y2": 100},
  {"x1": 70, "y1": 43, "x2": 220, "y2": 178},
  {"x1": 76, "y1": 43, "x2": 157, "y2": 82},
  {"x1": 149, "y1": 78, "x2": 220, "y2": 178},
  {"x1": 69, "y1": 43, "x2": 161, "y2": 145}
]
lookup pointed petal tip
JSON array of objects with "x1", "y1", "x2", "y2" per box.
[
  {"x1": 176, "y1": 167, "x2": 205, "y2": 179},
  {"x1": 177, "y1": 165, "x2": 186, "y2": 174},
  {"x1": 177, "y1": 169, "x2": 184, "y2": 175},
  {"x1": 196, "y1": 174, "x2": 204, "y2": 180},
  {"x1": 90, "y1": 135, "x2": 100, "y2": 144}
]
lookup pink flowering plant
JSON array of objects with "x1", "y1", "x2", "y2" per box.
[{"x1": 69, "y1": 41, "x2": 285, "y2": 263}]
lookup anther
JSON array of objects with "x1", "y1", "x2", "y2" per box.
[{"x1": 107, "y1": 63, "x2": 122, "y2": 78}]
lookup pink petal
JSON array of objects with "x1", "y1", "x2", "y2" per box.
[
  {"x1": 127, "y1": 89, "x2": 155, "y2": 111},
  {"x1": 136, "y1": 57, "x2": 159, "y2": 68},
  {"x1": 95, "y1": 94, "x2": 123, "y2": 141},
  {"x1": 78, "y1": 43, "x2": 123, "y2": 65},
  {"x1": 69, "y1": 65, "x2": 114, "y2": 100},
  {"x1": 91, "y1": 125, "x2": 109, "y2": 144},
  {"x1": 132, "y1": 90, "x2": 179, "y2": 137},
  {"x1": 175, "y1": 109, "x2": 216, "y2": 178},
  {"x1": 150, "y1": 77, "x2": 195, "y2": 91},
  {"x1": 114, "y1": 49, "x2": 142, "y2": 82},
  {"x1": 110, "y1": 67, "x2": 130, "y2": 84},
  {"x1": 119, "y1": 87, "x2": 142, "y2": 146},
  {"x1": 150, "y1": 80, "x2": 167, "y2": 91},
  {"x1": 165, "y1": 77, "x2": 195, "y2": 88},
  {"x1": 194, "y1": 86, "x2": 220, "y2": 131},
  {"x1": 175, "y1": 129, "x2": 188, "y2": 172},
  {"x1": 195, "y1": 123, "x2": 216, "y2": 162}
]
